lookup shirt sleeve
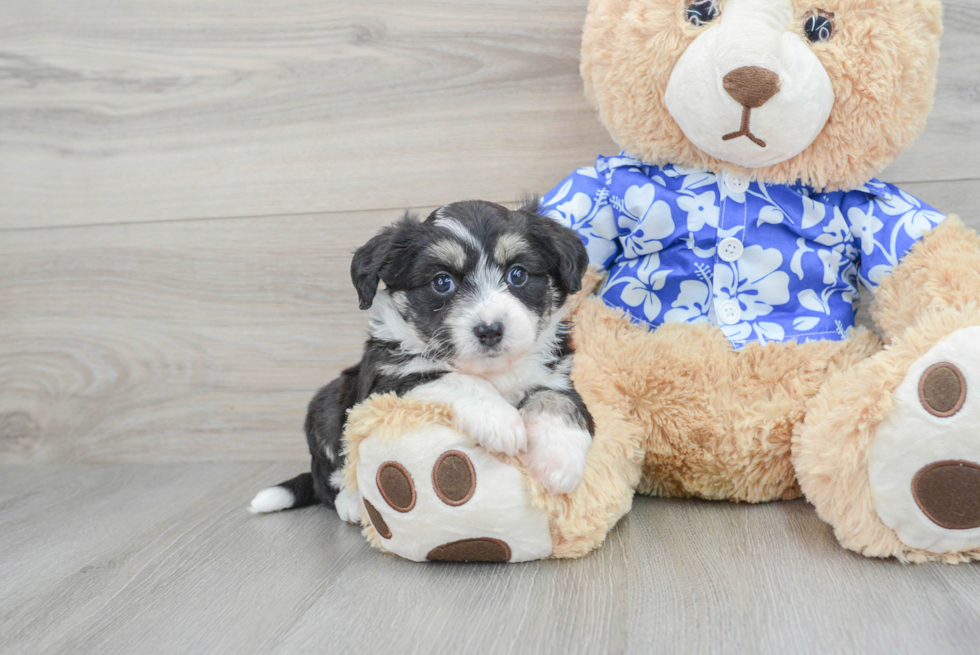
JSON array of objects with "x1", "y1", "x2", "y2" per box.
[
  {"x1": 538, "y1": 166, "x2": 621, "y2": 271},
  {"x1": 840, "y1": 180, "x2": 946, "y2": 290}
]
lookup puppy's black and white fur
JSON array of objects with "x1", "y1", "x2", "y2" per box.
[{"x1": 249, "y1": 200, "x2": 594, "y2": 521}]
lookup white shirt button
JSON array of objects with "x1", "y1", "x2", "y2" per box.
[
  {"x1": 724, "y1": 172, "x2": 749, "y2": 194},
  {"x1": 718, "y1": 300, "x2": 742, "y2": 325},
  {"x1": 718, "y1": 237, "x2": 744, "y2": 262}
]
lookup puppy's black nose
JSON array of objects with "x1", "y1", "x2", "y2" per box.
[{"x1": 474, "y1": 322, "x2": 504, "y2": 347}]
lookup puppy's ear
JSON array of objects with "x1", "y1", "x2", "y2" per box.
[
  {"x1": 350, "y1": 214, "x2": 421, "y2": 309},
  {"x1": 521, "y1": 201, "x2": 590, "y2": 296},
  {"x1": 350, "y1": 228, "x2": 391, "y2": 310}
]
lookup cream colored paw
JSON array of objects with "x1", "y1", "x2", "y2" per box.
[{"x1": 869, "y1": 326, "x2": 980, "y2": 553}]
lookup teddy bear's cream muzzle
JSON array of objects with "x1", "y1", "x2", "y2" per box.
[{"x1": 665, "y1": 0, "x2": 834, "y2": 170}]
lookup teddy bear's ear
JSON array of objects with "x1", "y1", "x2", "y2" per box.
[{"x1": 520, "y1": 199, "x2": 590, "y2": 297}]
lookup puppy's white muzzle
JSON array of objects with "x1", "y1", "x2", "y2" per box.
[
  {"x1": 665, "y1": 0, "x2": 834, "y2": 169},
  {"x1": 449, "y1": 288, "x2": 537, "y2": 374}
]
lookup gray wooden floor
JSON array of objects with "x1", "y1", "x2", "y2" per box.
[
  {"x1": 3, "y1": 463, "x2": 980, "y2": 655},
  {"x1": 3, "y1": 0, "x2": 980, "y2": 653}
]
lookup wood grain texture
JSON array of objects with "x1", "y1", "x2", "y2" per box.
[
  {"x1": 0, "y1": 207, "x2": 416, "y2": 463},
  {"x1": 4, "y1": 179, "x2": 980, "y2": 464},
  {"x1": 0, "y1": 1, "x2": 977, "y2": 229},
  {"x1": 1, "y1": 463, "x2": 979, "y2": 655},
  {"x1": 3, "y1": 4, "x2": 980, "y2": 652}
]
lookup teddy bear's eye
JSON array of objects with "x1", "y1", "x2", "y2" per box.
[
  {"x1": 686, "y1": 0, "x2": 720, "y2": 27},
  {"x1": 803, "y1": 9, "x2": 835, "y2": 43}
]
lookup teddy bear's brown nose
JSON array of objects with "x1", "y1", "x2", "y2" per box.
[{"x1": 723, "y1": 66, "x2": 781, "y2": 109}]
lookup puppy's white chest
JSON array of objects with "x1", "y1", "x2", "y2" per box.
[{"x1": 484, "y1": 359, "x2": 568, "y2": 406}]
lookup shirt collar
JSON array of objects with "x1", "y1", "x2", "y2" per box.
[{"x1": 604, "y1": 151, "x2": 885, "y2": 199}]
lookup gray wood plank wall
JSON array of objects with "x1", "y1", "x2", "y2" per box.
[{"x1": 2, "y1": 0, "x2": 979, "y2": 464}]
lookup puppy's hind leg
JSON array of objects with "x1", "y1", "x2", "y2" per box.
[
  {"x1": 248, "y1": 472, "x2": 317, "y2": 514},
  {"x1": 306, "y1": 372, "x2": 364, "y2": 524},
  {"x1": 249, "y1": 370, "x2": 363, "y2": 524},
  {"x1": 329, "y1": 469, "x2": 363, "y2": 525}
]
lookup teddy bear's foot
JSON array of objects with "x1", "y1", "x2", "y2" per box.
[
  {"x1": 868, "y1": 326, "x2": 980, "y2": 553},
  {"x1": 796, "y1": 319, "x2": 980, "y2": 562},
  {"x1": 354, "y1": 423, "x2": 553, "y2": 563}
]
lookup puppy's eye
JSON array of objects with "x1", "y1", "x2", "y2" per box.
[
  {"x1": 507, "y1": 266, "x2": 528, "y2": 288},
  {"x1": 803, "y1": 9, "x2": 835, "y2": 43},
  {"x1": 686, "y1": 0, "x2": 720, "y2": 26},
  {"x1": 431, "y1": 273, "x2": 456, "y2": 295}
]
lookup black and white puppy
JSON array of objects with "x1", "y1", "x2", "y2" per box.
[{"x1": 249, "y1": 199, "x2": 594, "y2": 522}]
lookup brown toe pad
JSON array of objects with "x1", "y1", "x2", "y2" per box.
[
  {"x1": 912, "y1": 460, "x2": 980, "y2": 530},
  {"x1": 426, "y1": 538, "x2": 512, "y2": 563},
  {"x1": 363, "y1": 499, "x2": 391, "y2": 539},
  {"x1": 377, "y1": 462, "x2": 416, "y2": 512},
  {"x1": 919, "y1": 362, "x2": 967, "y2": 417},
  {"x1": 432, "y1": 450, "x2": 476, "y2": 506}
]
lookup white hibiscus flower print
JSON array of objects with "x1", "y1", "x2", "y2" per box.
[
  {"x1": 800, "y1": 195, "x2": 827, "y2": 229},
  {"x1": 617, "y1": 184, "x2": 676, "y2": 259},
  {"x1": 875, "y1": 188, "x2": 945, "y2": 238},
  {"x1": 721, "y1": 321, "x2": 753, "y2": 342},
  {"x1": 817, "y1": 248, "x2": 845, "y2": 285},
  {"x1": 714, "y1": 246, "x2": 791, "y2": 321},
  {"x1": 864, "y1": 264, "x2": 894, "y2": 286},
  {"x1": 722, "y1": 321, "x2": 785, "y2": 345},
  {"x1": 547, "y1": 191, "x2": 618, "y2": 266},
  {"x1": 903, "y1": 211, "x2": 942, "y2": 240},
  {"x1": 551, "y1": 191, "x2": 591, "y2": 230},
  {"x1": 664, "y1": 280, "x2": 711, "y2": 323},
  {"x1": 684, "y1": 233, "x2": 716, "y2": 259},
  {"x1": 677, "y1": 191, "x2": 720, "y2": 232},
  {"x1": 614, "y1": 254, "x2": 671, "y2": 323},
  {"x1": 846, "y1": 205, "x2": 884, "y2": 256},
  {"x1": 814, "y1": 207, "x2": 850, "y2": 246}
]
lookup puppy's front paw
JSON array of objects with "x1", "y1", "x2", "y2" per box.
[
  {"x1": 334, "y1": 485, "x2": 364, "y2": 525},
  {"x1": 520, "y1": 415, "x2": 591, "y2": 495},
  {"x1": 460, "y1": 403, "x2": 527, "y2": 456}
]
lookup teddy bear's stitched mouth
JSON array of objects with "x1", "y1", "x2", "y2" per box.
[
  {"x1": 722, "y1": 106, "x2": 766, "y2": 148},
  {"x1": 719, "y1": 66, "x2": 781, "y2": 149}
]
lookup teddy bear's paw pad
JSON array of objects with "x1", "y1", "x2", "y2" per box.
[
  {"x1": 355, "y1": 424, "x2": 552, "y2": 562},
  {"x1": 869, "y1": 326, "x2": 980, "y2": 553},
  {"x1": 426, "y1": 538, "x2": 512, "y2": 562},
  {"x1": 432, "y1": 451, "x2": 476, "y2": 506},
  {"x1": 362, "y1": 499, "x2": 391, "y2": 539},
  {"x1": 911, "y1": 461, "x2": 980, "y2": 531},
  {"x1": 376, "y1": 462, "x2": 416, "y2": 512}
]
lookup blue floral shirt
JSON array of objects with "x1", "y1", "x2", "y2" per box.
[{"x1": 541, "y1": 154, "x2": 946, "y2": 349}]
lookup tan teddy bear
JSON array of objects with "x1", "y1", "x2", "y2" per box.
[{"x1": 346, "y1": 0, "x2": 980, "y2": 564}]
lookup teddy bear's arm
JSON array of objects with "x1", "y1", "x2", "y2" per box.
[
  {"x1": 538, "y1": 167, "x2": 620, "y2": 271},
  {"x1": 837, "y1": 180, "x2": 976, "y2": 341},
  {"x1": 841, "y1": 180, "x2": 947, "y2": 293},
  {"x1": 870, "y1": 215, "x2": 980, "y2": 343}
]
